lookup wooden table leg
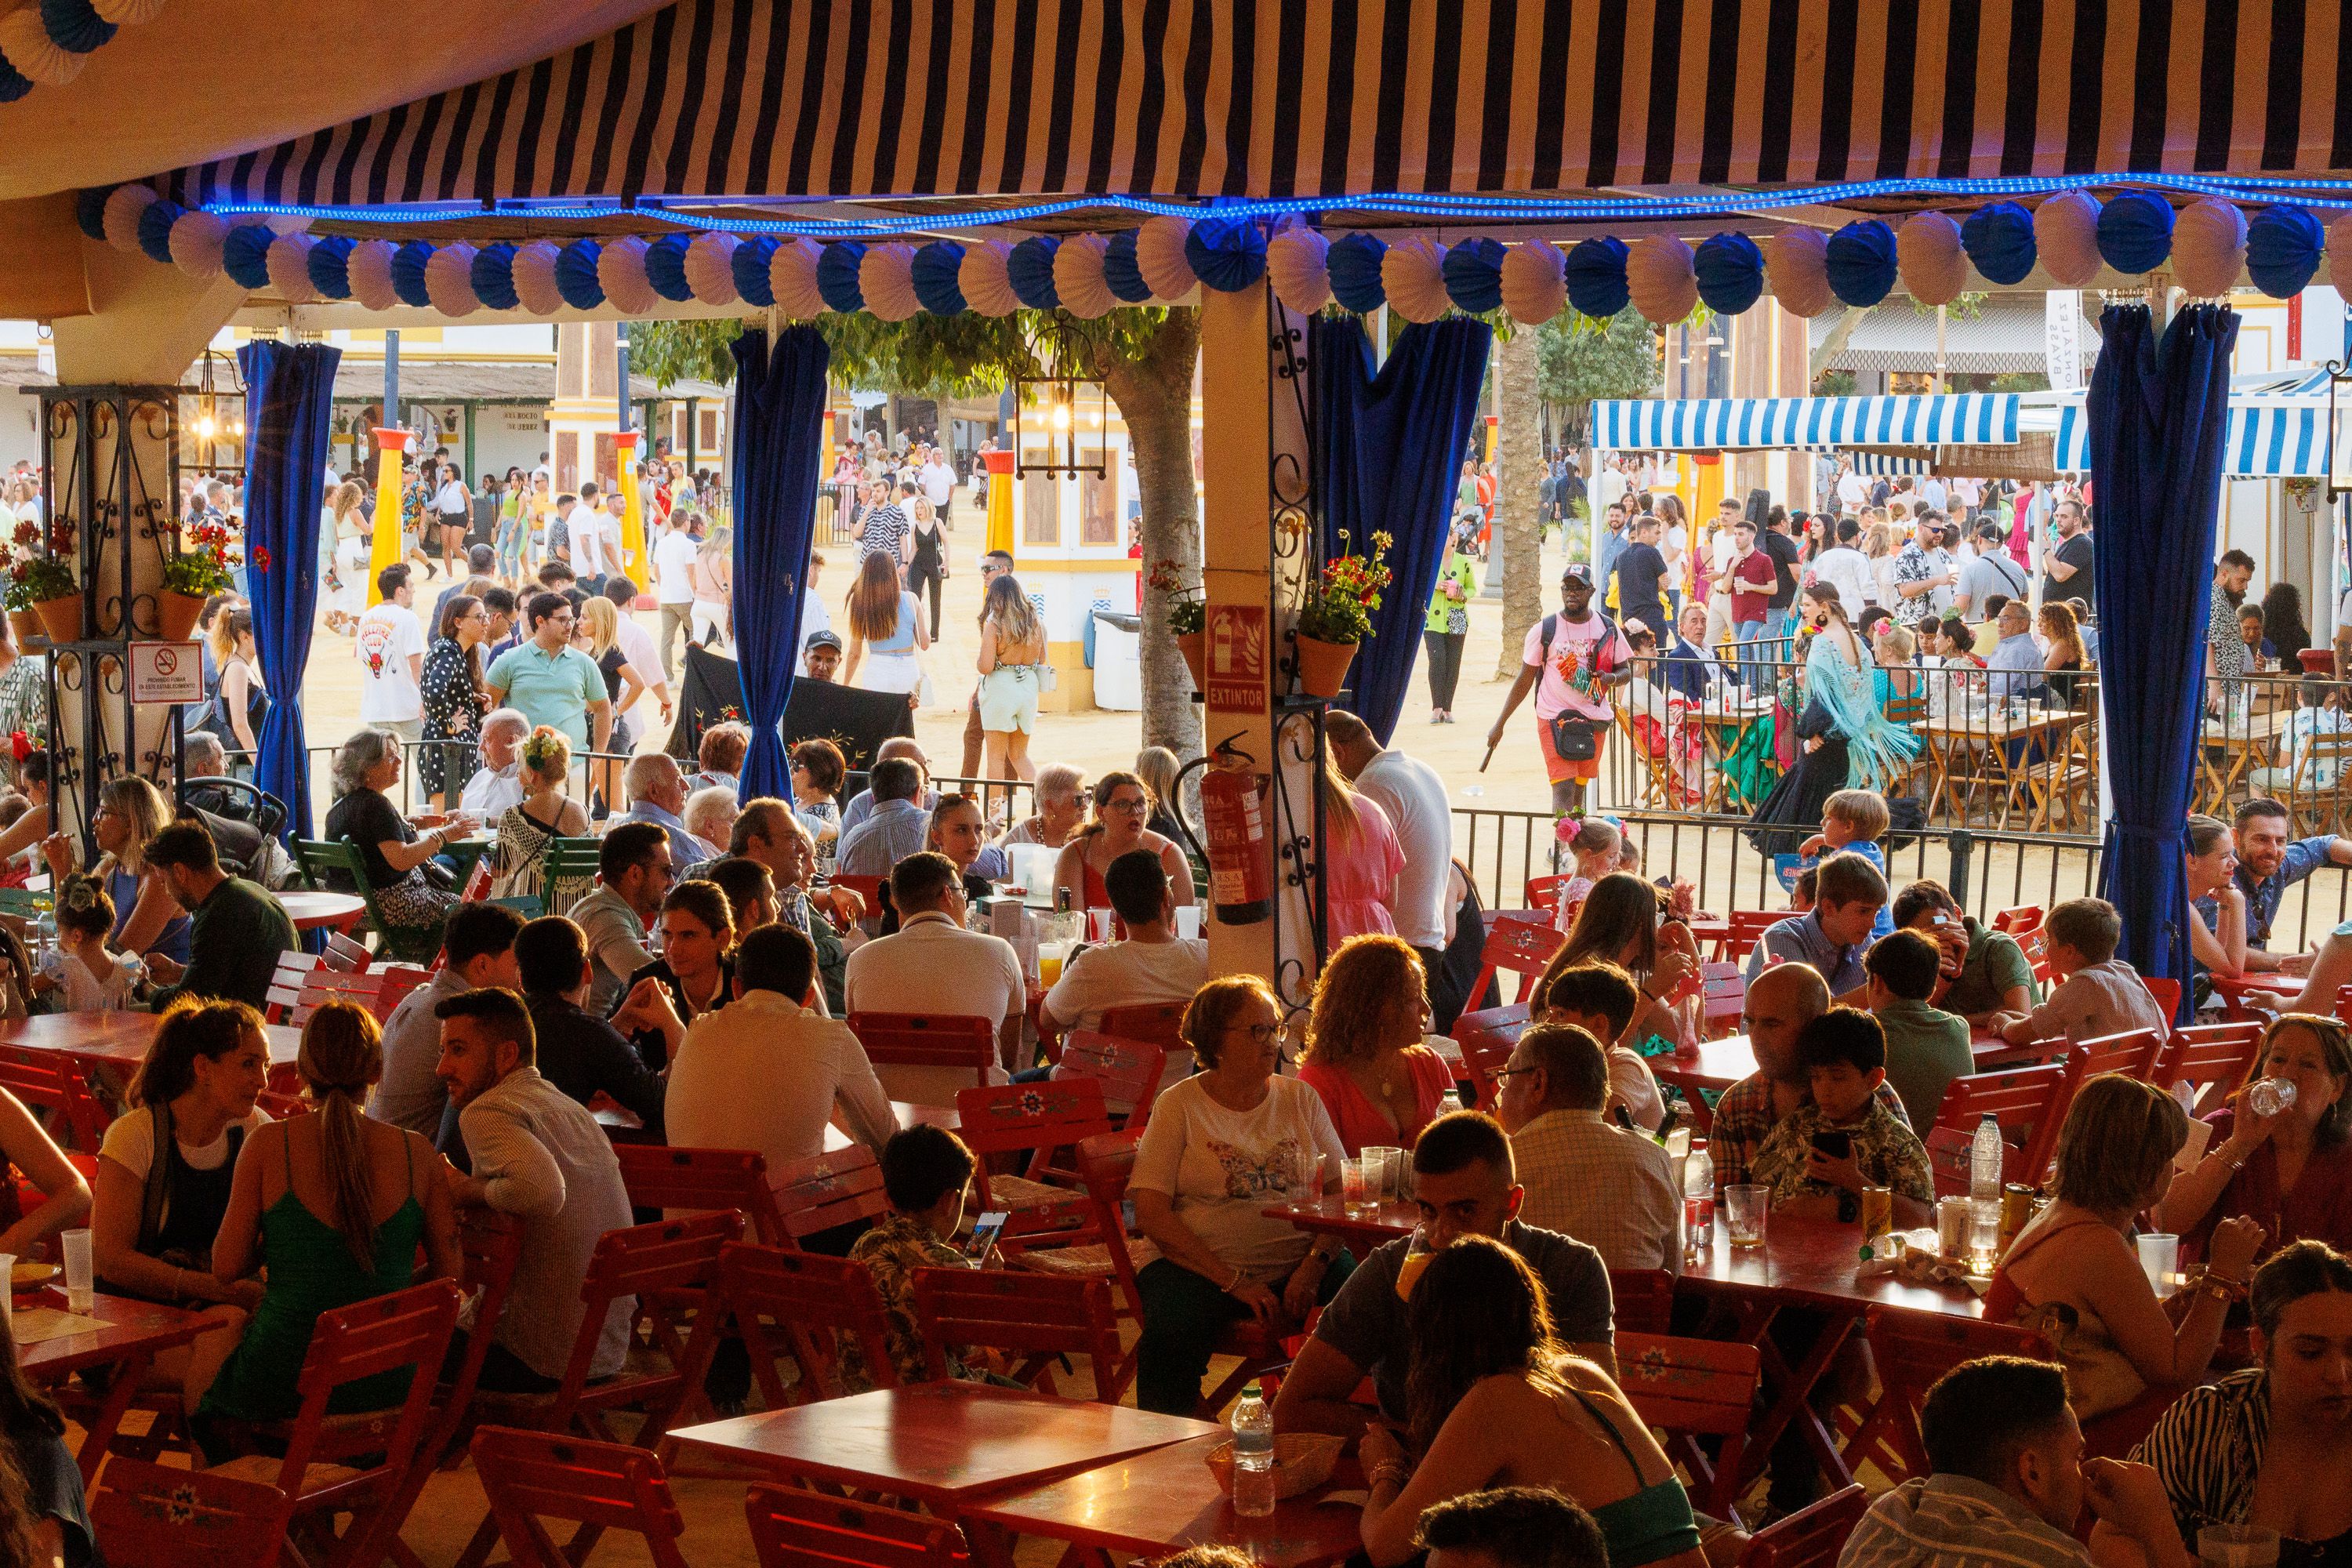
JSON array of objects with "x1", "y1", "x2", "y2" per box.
[
  {"x1": 71, "y1": 1347, "x2": 154, "y2": 1485},
  {"x1": 1727, "y1": 1304, "x2": 1860, "y2": 1499}
]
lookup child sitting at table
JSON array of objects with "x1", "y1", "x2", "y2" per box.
[
  {"x1": 1550, "y1": 817, "x2": 1623, "y2": 931},
  {"x1": 1863, "y1": 931, "x2": 1973, "y2": 1128},
  {"x1": 1750, "y1": 1007, "x2": 1934, "y2": 1228},
  {"x1": 838, "y1": 1123, "x2": 1007, "y2": 1393},
  {"x1": 34, "y1": 876, "x2": 140, "y2": 1012},
  {"x1": 1787, "y1": 864, "x2": 1818, "y2": 915},
  {"x1": 1992, "y1": 898, "x2": 2166, "y2": 1047},
  {"x1": 1526, "y1": 960, "x2": 1664, "y2": 1133},
  {"x1": 1798, "y1": 789, "x2": 1894, "y2": 942}
]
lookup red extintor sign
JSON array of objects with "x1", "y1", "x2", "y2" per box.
[{"x1": 1204, "y1": 604, "x2": 1267, "y2": 713}]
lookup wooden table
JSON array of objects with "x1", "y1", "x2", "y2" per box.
[
  {"x1": 0, "y1": 1011, "x2": 303, "y2": 1069},
  {"x1": 2200, "y1": 709, "x2": 2294, "y2": 816},
  {"x1": 278, "y1": 890, "x2": 368, "y2": 932},
  {"x1": 961, "y1": 1432, "x2": 1365, "y2": 1568},
  {"x1": 1261, "y1": 1196, "x2": 1416, "y2": 1248},
  {"x1": 667, "y1": 1382, "x2": 1218, "y2": 1512},
  {"x1": 1918, "y1": 708, "x2": 2082, "y2": 828},
  {"x1": 14, "y1": 1286, "x2": 211, "y2": 1482}
]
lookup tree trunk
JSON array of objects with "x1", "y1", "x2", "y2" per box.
[
  {"x1": 1494, "y1": 324, "x2": 1544, "y2": 677},
  {"x1": 1100, "y1": 310, "x2": 1205, "y2": 763}
]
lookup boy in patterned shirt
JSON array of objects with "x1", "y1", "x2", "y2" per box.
[
  {"x1": 839, "y1": 1123, "x2": 1006, "y2": 1392},
  {"x1": 1751, "y1": 1007, "x2": 1935, "y2": 1228}
]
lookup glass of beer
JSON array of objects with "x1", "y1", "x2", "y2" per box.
[{"x1": 1394, "y1": 1226, "x2": 1439, "y2": 1301}]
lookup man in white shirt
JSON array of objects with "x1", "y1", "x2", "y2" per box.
[
  {"x1": 596, "y1": 576, "x2": 673, "y2": 735},
  {"x1": 1835, "y1": 463, "x2": 1869, "y2": 516},
  {"x1": 651, "y1": 519, "x2": 702, "y2": 681},
  {"x1": 1324, "y1": 709, "x2": 1453, "y2": 963},
  {"x1": 458, "y1": 709, "x2": 532, "y2": 822},
  {"x1": 434, "y1": 987, "x2": 637, "y2": 1392},
  {"x1": 570, "y1": 483, "x2": 612, "y2": 592},
  {"x1": 842, "y1": 851, "x2": 1022, "y2": 1102},
  {"x1": 919, "y1": 447, "x2": 957, "y2": 528},
  {"x1": 1040, "y1": 848, "x2": 1207, "y2": 1035},
  {"x1": 667, "y1": 924, "x2": 898, "y2": 1170},
  {"x1": 1811, "y1": 517, "x2": 1878, "y2": 618},
  {"x1": 354, "y1": 563, "x2": 428, "y2": 742},
  {"x1": 1490, "y1": 1020, "x2": 1682, "y2": 1274}
]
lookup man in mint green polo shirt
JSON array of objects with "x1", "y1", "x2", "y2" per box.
[{"x1": 486, "y1": 590, "x2": 613, "y2": 753}]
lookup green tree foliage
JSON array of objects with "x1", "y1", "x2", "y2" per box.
[{"x1": 1534, "y1": 307, "x2": 1661, "y2": 446}]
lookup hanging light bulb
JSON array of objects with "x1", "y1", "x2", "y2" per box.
[{"x1": 1052, "y1": 401, "x2": 1072, "y2": 431}]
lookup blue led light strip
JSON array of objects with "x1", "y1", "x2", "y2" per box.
[{"x1": 190, "y1": 170, "x2": 2352, "y2": 238}]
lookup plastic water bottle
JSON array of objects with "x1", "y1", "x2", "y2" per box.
[
  {"x1": 2250, "y1": 1077, "x2": 2299, "y2": 1117},
  {"x1": 1969, "y1": 1112, "x2": 2005, "y2": 1271},
  {"x1": 1231, "y1": 1381, "x2": 1275, "y2": 1517},
  {"x1": 1682, "y1": 1141, "x2": 1715, "y2": 1252}
]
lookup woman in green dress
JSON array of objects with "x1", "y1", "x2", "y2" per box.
[{"x1": 184, "y1": 1002, "x2": 460, "y2": 1436}]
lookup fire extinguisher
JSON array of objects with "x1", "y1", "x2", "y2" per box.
[{"x1": 1198, "y1": 760, "x2": 1273, "y2": 926}]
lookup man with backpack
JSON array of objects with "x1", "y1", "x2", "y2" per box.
[{"x1": 1486, "y1": 564, "x2": 1632, "y2": 816}]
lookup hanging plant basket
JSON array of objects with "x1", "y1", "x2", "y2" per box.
[
  {"x1": 1292, "y1": 633, "x2": 1357, "y2": 700},
  {"x1": 32, "y1": 594, "x2": 81, "y2": 646},
  {"x1": 154, "y1": 590, "x2": 205, "y2": 641},
  {"x1": 1175, "y1": 630, "x2": 1207, "y2": 690}
]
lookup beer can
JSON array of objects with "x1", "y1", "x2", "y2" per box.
[
  {"x1": 2000, "y1": 1184, "x2": 2036, "y2": 1249},
  {"x1": 1860, "y1": 1185, "x2": 1893, "y2": 1240}
]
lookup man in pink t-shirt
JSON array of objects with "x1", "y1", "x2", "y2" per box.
[{"x1": 1487, "y1": 564, "x2": 1633, "y2": 815}]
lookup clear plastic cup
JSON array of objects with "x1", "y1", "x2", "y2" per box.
[
  {"x1": 0, "y1": 1253, "x2": 13, "y2": 1337},
  {"x1": 2138, "y1": 1232, "x2": 2181, "y2": 1298},
  {"x1": 1174, "y1": 904, "x2": 1203, "y2": 939},
  {"x1": 60, "y1": 1228, "x2": 92, "y2": 1314},
  {"x1": 1936, "y1": 1196, "x2": 1973, "y2": 1260},
  {"x1": 1725, "y1": 1185, "x2": 1770, "y2": 1247},
  {"x1": 2199, "y1": 1523, "x2": 2281, "y2": 1568},
  {"x1": 1341, "y1": 1156, "x2": 1369, "y2": 1212},
  {"x1": 1363, "y1": 1145, "x2": 1403, "y2": 1203}
]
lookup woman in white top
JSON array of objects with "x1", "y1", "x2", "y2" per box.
[
  {"x1": 431, "y1": 465, "x2": 472, "y2": 582},
  {"x1": 1129, "y1": 975, "x2": 1350, "y2": 1415},
  {"x1": 328, "y1": 481, "x2": 371, "y2": 630},
  {"x1": 689, "y1": 528, "x2": 731, "y2": 650}
]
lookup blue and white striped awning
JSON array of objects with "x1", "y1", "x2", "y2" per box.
[
  {"x1": 1845, "y1": 450, "x2": 1937, "y2": 476},
  {"x1": 2052, "y1": 399, "x2": 2347, "y2": 478},
  {"x1": 1589, "y1": 394, "x2": 2020, "y2": 453}
]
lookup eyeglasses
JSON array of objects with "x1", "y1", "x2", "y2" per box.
[
  {"x1": 1227, "y1": 1022, "x2": 1282, "y2": 1045},
  {"x1": 1486, "y1": 1064, "x2": 1538, "y2": 1083},
  {"x1": 1103, "y1": 797, "x2": 1150, "y2": 815}
]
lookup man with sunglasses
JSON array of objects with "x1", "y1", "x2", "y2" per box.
[
  {"x1": 563, "y1": 821, "x2": 672, "y2": 1015},
  {"x1": 486, "y1": 590, "x2": 613, "y2": 756}
]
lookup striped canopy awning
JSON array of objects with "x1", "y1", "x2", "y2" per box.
[
  {"x1": 143, "y1": 0, "x2": 2352, "y2": 209},
  {"x1": 1589, "y1": 395, "x2": 2020, "y2": 454},
  {"x1": 2052, "y1": 400, "x2": 2347, "y2": 478}
]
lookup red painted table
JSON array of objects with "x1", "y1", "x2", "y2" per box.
[
  {"x1": 1261, "y1": 1196, "x2": 1415, "y2": 1249},
  {"x1": 278, "y1": 890, "x2": 369, "y2": 933},
  {"x1": 15, "y1": 1286, "x2": 211, "y2": 1481}
]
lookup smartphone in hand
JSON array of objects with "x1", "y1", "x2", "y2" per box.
[{"x1": 961, "y1": 1211, "x2": 1009, "y2": 1261}]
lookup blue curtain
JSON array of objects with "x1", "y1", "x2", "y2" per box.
[
  {"x1": 2089, "y1": 303, "x2": 2238, "y2": 1020},
  {"x1": 238, "y1": 339, "x2": 341, "y2": 840},
  {"x1": 1309, "y1": 314, "x2": 1492, "y2": 742},
  {"x1": 728, "y1": 325, "x2": 832, "y2": 801}
]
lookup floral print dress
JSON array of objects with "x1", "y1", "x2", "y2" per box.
[{"x1": 418, "y1": 640, "x2": 485, "y2": 797}]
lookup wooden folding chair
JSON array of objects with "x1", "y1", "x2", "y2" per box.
[
  {"x1": 450, "y1": 1211, "x2": 742, "y2": 1568},
  {"x1": 848, "y1": 1011, "x2": 1000, "y2": 1097},
  {"x1": 1468, "y1": 915, "x2": 1566, "y2": 1008},
  {"x1": 1097, "y1": 1001, "x2": 1187, "y2": 1050},
  {"x1": 1612, "y1": 1330, "x2": 1762, "y2": 1525},
  {"x1": 828, "y1": 873, "x2": 886, "y2": 932},
  {"x1": 1930, "y1": 1051, "x2": 2084, "y2": 1187},
  {"x1": 1609, "y1": 1270, "x2": 1678, "y2": 1335},
  {"x1": 264, "y1": 949, "x2": 328, "y2": 1024},
  {"x1": 88, "y1": 1457, "x2": 292, "y2": 1568},
  {"x1": 2017, "y1": 927, "x2": 2052, "y2": 985},
  {"x1": 539, "y1": 837, "x2": 606, "y2": 916},
  {"x1": 1524, "y1": 873, "x2": 1569, "y2": 918},
  {"x1": 1924, "y1": 1124, "x2": 2030, "y2": 1200},
  {"x1": 1617, "y1": 707, "x2": 1682, "y2": 809},
  {"x1": 288, "y1": 965, "x2": 430, "y2": 1029},
  {"x1": 0, "y1": 1042, "x2": 108, "y2": 1152},
  {"x1": 746, "y1": 1483, "x2": 969, "y2": 1568},
  {"x1": 1048, "y1": 1030, "x2": 1169, "y2": 1130},
  {"x1": 615, "y1": 1143, "x2": 789, "y2": 1246},
  {"x1": 322, "y1": 930, "x2": 373, "y2": 972},
  {"x1": 909, "y1": 1266, "x2": 1127, "y2": 1401},
  {"x1": 2078, "y1": 1026, "x2": 2166, "y2": 1083},
  {"x1": 1720, "y1": 909, "x2": 1783, "y2": 962},
  {"x1": 470, "y1": 1427, "x2": 690, "y2": 1568},
  {"x1": 1992, "y1": 905, "x2": 2044, "y2": 936},
  {"x1": 956, "y1": 1080, "x2": 1115, "y2": 1246},
  {"x1": 2157, "y1": 1021, "x2": 2265, "y2": 1116},
  {"x1": 1738, "y1": 1483, "x2": 1869, "y2": 1568},
  {"x1": 1453, "y1": 1017, "x2": 1523, "y2": 1105},
  {"x1": 710, "y1": 1242, "x2": 899, "y2": 1408},
  {"x1": 291, "y1": 839, "x2": 442, "y2": 965},
  {"x1": 2143, "y1": 976, "x2": 2183, "y2": 1025},
  {"x1": 201, "y1": 1279, "x2": 462, "y2": 1568},
  {"x1": 1846, "y1": 1312, "x2": 2052, "y2": 1482},
  {"x1": 1698, "y1": 960, "x2": 1745, "y2": 1040},
  {"x1": 769, "y1": 1145, "x2": 890, "y2": 1247}
]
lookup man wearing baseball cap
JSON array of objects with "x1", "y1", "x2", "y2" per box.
[
  {"x1": 802, "y1": 630, "x2": 843, "y2": 681},
  {"x1": 1487, "y1": 564, "x2": 1632, "y2": 816}
]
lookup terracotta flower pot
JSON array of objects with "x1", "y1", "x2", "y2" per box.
[
  {"x1": 1175, "y1": 630, "x2": 1207, "y2": 690},
  {"x1": 1292, "y1": 633, "x2": 1357, "y2": 700},
  {"x1": 32, "y1": 594, "x2": 80, "y2": 647},
  {"x1": 154, "y1": 590, "x2": 205, "y2": 642},
  {"x1": 6, "y1": 609, "x2": 39, "y2": 648}
]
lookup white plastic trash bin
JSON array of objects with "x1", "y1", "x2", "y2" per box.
[{"x1": 1091, "y1": 610, "x2": 1142, "y2": 710}]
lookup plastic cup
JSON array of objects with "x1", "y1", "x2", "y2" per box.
[
  {"x1": 2198, "y1": 1524, "x2": 2281, "y2": 1568},
  {"x1": 1363, "y1": 1145, "x2": 1403, "y2": 1203},
  {"x1": 0, "y1": 1253, "x2": 13, "y2": 1336},
  {"x1": 1341, "y1": 1156, "x2": 1369, "y2": 1212},
  {"x1": 1936, "y1": 1196, "x2": 1973, "y2": 1260},
  {"x1": 60, "y1": 1229, "x2": 91, "y2": 1314},
  {"x1": 1174, "y1": 904, "x2": 1203, "y2": 939},
  {"x1": 2138, "y1": 1232, "x2": 2181, "y2": 1298},
  {"x1": 1725, "y1": 1185, "x2": 1770, "y2": 1247}
]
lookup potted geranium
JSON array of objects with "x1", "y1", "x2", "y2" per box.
[
  {"x1": 1290, "y1": 532, "x2": 1392, "y2": 699},
  {"x1": 1147, "y1": 557, "x2": 1208, "y2": 688},
  {"x1": 158, "y1": 516, "x2": 241, "y2": 640},
  {"x1": 9, "y1": 517, "x2": 78, "y2": 645}
]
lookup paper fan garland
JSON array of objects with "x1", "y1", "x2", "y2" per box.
[
  {"x1": 2096, "y1": 191, "x2": 2173, "y2": 276},
  {"x1": 469, "y1": 241, "x2": 519, "y2": 310},
  {"x1": 304, "y1": 234, "x2": 355, "y2": 299},
  {"x1": 425, "y1": 242, "x2": 480, "y2": 317},
  {"x1": 1006, "y1": 236, "x2": 1061, "y2": 309},
  {"x1": 1765, "y1": 227, "x2": 1832, "y2": 318},
  {"x1": 1184, "y1": 217, "x2": 1267, "y2": 293},
  {"x1": 134, "y1": 197, "x2": 181, "y2": 265},
  {"x1": 639, "y1": 234, "x2": 691, "y2": 303},
  {"x1": 1894, "y1": 212, "x2": 1967, "y2": 306},
  {"x1": 263, "y1": 234, "x2": 317, "y2": 303},
  {"x1": 1562, "y1": 238, "x2": 1630, "y2": 319},
  {"x1": 90, "y1": 0, "x2": 165, "y2": 22},
  {"x1": 347, "y1": 239, "x2": 400, "y2": 312},
  {"x1": 554, "y1": 240, "x2": 604, "y2": 311},
  {"x1": 1266, "y1": 228, "x2": 1332, "y2": 316},
  {"x1": 1961, "y1": 202, "x2": 2038, "y2": 286},
  {"x1": 859, "y1": 242, "x2": 921, "y2": 321},
  {"x1": 1102, "y1": 232, "x2": 1155, "y2": 304},
  {"x1": 1498, "y1": 238, "x2": 1566, "y2": 324},
  {"x1": 1053, "y1": 233, "x2": 1114, "y2": 318},
  {"x1": 390, "y1": 242, "x2": 434, "y2": 309},
  {"x1": 769, "y1": 238, "x2": 826, "y2": 318},
  {"x1": 1442, "y1": 237, "x2": 1505, "y2": 315},
  {"x1": 911, "y1": 241, "x2": 968, "y2": 316},
  {"x1": 597, "y1": 236, "x2": 656, "y2": 315},
  {"x1": 220, "y1": 225, "x2": 273, "y2": 290},
  {"x1": 959, "y1": 239, "x2": 1018, "y2": 317},
  {"x1": 0, "y1": 7, "x2": 88, "y2": 85},
  {"x1": 1693, "y1": 233, "x2": 1765, "y2": 317},
  {"x1": 74, "y1": 186, "x2": 111, "y2": 241},
  {"x1": 815, "y1": 242, "x2": 866, "y2": 314},
  {"x1": 1381, "y1": 234, "x2": 1450, "y2": 323},
  {"x1": 2034, "y1": 192, "x2": 2103, "y2": 286},
  {"x1": 1327, "y1": 233, "x2": 1389, "y2": 314},
  {"x1": 731, "y1": 236, "x2": 777, "y2": 308},
  {"x1": 1134, "y1": 216, "x2": 1196, "y2": 301},
  {"x1": 508, "y1": 240, "x2": 561, "y2": 315},
  {"x1": 2248, "y1": 206, "x2": 2324, "y2": 299},
  {"x1": 100, "y1": 182, "x2": 154, "y2": 251},
  {"x1": 1627, "y1": 234, "x2": 1697, "y2": 324},
  {"x1": 682, "y1": 232, "x2": 739, "y2": 306},
  {"x1": 1824, "y1": 220, "x2": 1897, "y2": 307},
  {"x1": 2170, "y1": 199, "x2": 2245, "y2": 297},
  {"x1": 168, "y1": 207, "x2": 227, "y2": 278}
]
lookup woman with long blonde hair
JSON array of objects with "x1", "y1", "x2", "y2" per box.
[
  {"x1": 976, "y1": 572, "x2": 1045, "y2": 806},
  {"x1": 841, "y1": 550, "x2": 927, "y2": 694},
  {"x1": 575, "y1": 597, "x2": 646, "y2": 804},
  {"x1": 185, "y1": 1001, "x2": 459, "y2": 1421},
  {"x1": 328, "y1": 481, "x2": 371, "y2": 628}
]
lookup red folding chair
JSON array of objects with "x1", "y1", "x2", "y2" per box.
[
  {"x1": 1048, "y1": 1029, "x2": 1169, "y2": 1130},
  {"x1": 848, "y1": 1011, "x2": 999, "y2": 1095},
  {"x1": 470, "y1": 1427, "x2": 690, "y2": 1568},
  {"x1": 2017, "y1": 927, "x2": 2052, "y2": 985},
  {"x1": 769, "y1": 1145, "x2": 891, "y2": 1246},
  {"x1": 746, "y1": 1483, "x2": 969, "y2": 1568},
  {"x1": 1609, "y1": 1269, "x2": 1678, "y2": 1335},
  {"x1": 1930, "y1": 1051, "x2": 2084, "y2": 1187},
  {"x1": 2078, "y1": 1026, "x2": 2166, "y2": 1083},
  {"x1": 710, "y1": 1242, "x2": 899, "y2": 1408},
  {"x1": 1698, "y1": 960, "x2": 1745, "y2": 1040},
  {"x1": 263, "y1": 949, "x2": 328, "y2": 1025},
  {"x1": 0, "y1": 1042, "x2": 108, "y2": 1152},
  {"x1": 1468, "y1": 914, "x2": 1566, "y2": 1007},
  {"x1": 1738, "y1": 1483, "x2": 1869, "y2": 1568},
  {"x1": 615, "y1": 1143, "x2": 790, "y2": 1246},
  {"x1": 1992, "y1": 905, "x2": 2044, "y2": 935},
  {"x1": 2339, "y1": 983, "x2": 2352, "y2": 1026},
  {"x1": 955, "y1": 1080, "x2": 1114, "y2": 1246},
  {"x1": 1524, "y1": 873, "x2": 1569, "y2": 917},
  {"x1": 88, "y1": 1457, "x2": 292, "y2": 1568},
  {"x1": 1613, "y1": 1330, "x2": 1762, "y2": 1525},
  {"x1": 1925, "y1": 1124, "x2": 2029, "y2": 1200},
  {"x1": 2157, "y1": 1021, "x2": 2265, "y2": 1116},
  {"x1": 1721, "y1": 909, "x2": 1784, "y2": 962},
  {"x1": 2143, "y1": 976, "x2": 2182, "y2": 1024},
  {"x1": 1846, "y1": 1311, "x2": 2051, "y2": 1481},
  {"x1": 909, "y1": 1266, "x2": 1128, "y2": 1401}
]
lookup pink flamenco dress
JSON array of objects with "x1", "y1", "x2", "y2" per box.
[{"x1": 1323, "y1": 793, "x2": 1406, "y2": 945}]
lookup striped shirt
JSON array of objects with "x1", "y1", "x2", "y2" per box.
[
  {"x1": 1839, "y1": 1475, "x2": 2089, "y2": 1568},
  {"x1": 2131, "y1": 1368, "x2": 2272, "y2": 1544}
]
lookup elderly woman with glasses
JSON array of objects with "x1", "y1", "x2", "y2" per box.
[
  {"x1": 323, "y1": 728, "x2": 468, "y2": 932},
  {"x1": 1129, "y1": 975, "x2": 1352, "y2": 1416}
]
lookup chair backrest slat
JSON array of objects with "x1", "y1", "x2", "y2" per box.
[
  {"x1": 471, "y1": 1426, "x2": 690, "y2": 1568},
  {"x1": 615, "y1": 1144, "x2": 789, "y2": 1247},
  {"x1": 847, "y1": 1011, "x2": 997, "y2": 1080},
  {"x1": 746, "y1": 1483, "x2": 967, "y2": 1568},
  {"x1": 2078, "y1": 1027, "x2": 2165, "y2": 1082},
  {"x1": 909, "y1": 1267, "x2": 1124, "y2": 1400},
  {"x1": 1074, "y1": 1130, "x2": 1148, "y2": 1320},
  {"x1": 1607, "y1": 1270, "x2": 1677, "y2": 1336},
  {"x1": 1048, "y1": 1031, "x2": 1168, "y2": 1127},
  {"x1": 272, "y1": 1279, "x2": 462, "y2": 1495},
  {"x1": 0, "y1": 1044, "x2": 107, "y2": 1151},
  {"x1": 1096, "y1": 1002, "x2": 1186, "y2": 1049},
  {"x1": 89, "y1": 1457, "x2": 292, "y2": 1568},
  {"x1": 1740, "y1": 1484, "x2": 1870, "y2": 1568},
  {"x1": 717, "y1": 1242, "x2": 898, "y2": 1406},
  {"x1": 769, "y1": 1145, "x2": 889, "y2": 1240}
]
